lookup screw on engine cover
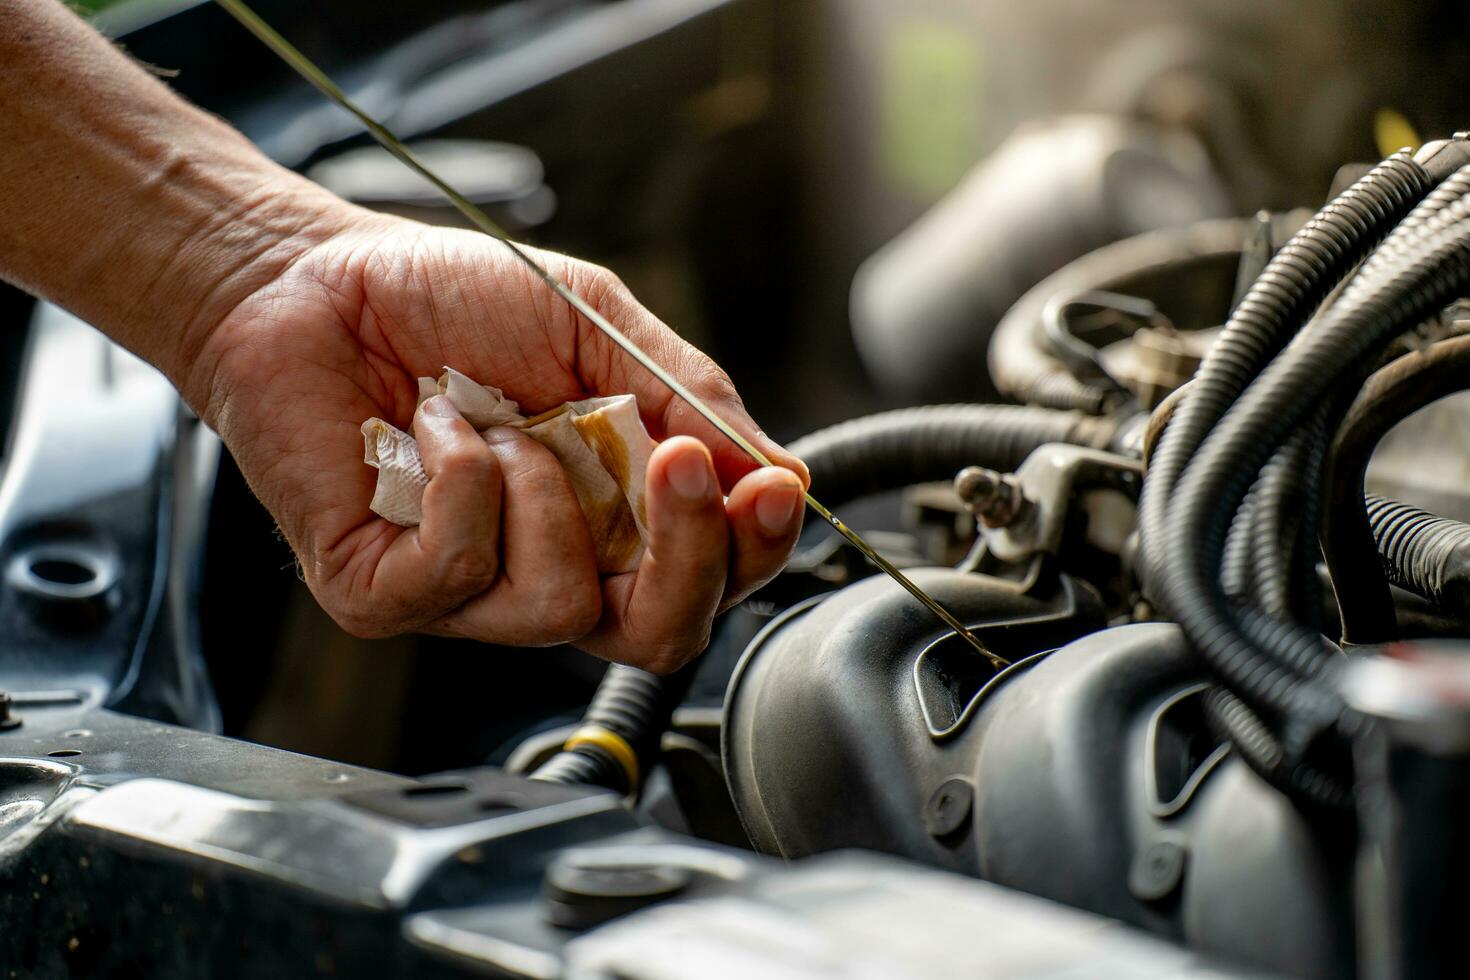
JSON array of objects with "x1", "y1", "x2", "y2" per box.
[
  {"x1": 1129, "y1": 839, "x2": 1188, "y2": 902},
  {"x1": 923, "y1": 777, "x2": 974, "y2": 838},
  {"x1": 0, "y1": 692, "x2": 21, "y2": 732},
  {"x1": 543, "y1": 853, "x2": 692, "y2": 930},
  {"x1": 953, "y1": 466, "x2": 1029, "y2": 529}
]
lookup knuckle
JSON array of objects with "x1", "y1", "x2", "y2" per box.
[
  {"x1": 512, "y1": 445, "x2": 570, "y2": 491},
  {"x1": 638, "y1": 629, "x2": 710, "y2": 675},
  {"x1": 563, "y1": 585, "x2": 604, "y2": 636},
  {"x1": 640, "y1": 645, "x2": 694, "y2": 676},
  {"x1": 434, "y1": 447, "x2": 498, "y2": 485},
  {"x1": 555, "y1": 606, "x2": 603, "y2": 645},
  {"x1": 438, "y1": 546, "x2": 500, "y2": 594},
  {"x1": 641, "y1": 656, "x2": 680, "y2": 676},
  {"x1": 510, "y1": 555, "x2": 601, "y2": 643},
  {"x1": 332, "y1": 607, "x2": 396, "y2": 640},
  {"x1": 585, "y1": 263, "x2": 627, "y2": 299},
  {"x1": 526, "y1": 581, "x2": 601, "y2": 644},
  {"x1": 564, "y1": 260, "x2": 628, "y2": 312},
  {"x1": 685, "y1": 351, "x2": 738, "y2": 402},
  {"x1": 486, "y1": 431, "x2": 568, "y2": 493}
]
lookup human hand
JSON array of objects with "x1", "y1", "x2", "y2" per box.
[
  {"x1": 185, "y1": 212, "x2": 808, "y2": 673},
  {"x1": 0, "y1": 0, "x2": 805, "y2": 672}
]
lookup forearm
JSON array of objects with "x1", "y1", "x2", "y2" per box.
[{"x1": 0, "y1": 0, "x2": 353, "y2": 391}]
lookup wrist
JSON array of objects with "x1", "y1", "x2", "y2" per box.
[
  {"x1": 151, "y1": 150, "x2": 361, "y2": 410},
  {"x1": 0, "y1": 0, "x2": 364, "y2": 413}
]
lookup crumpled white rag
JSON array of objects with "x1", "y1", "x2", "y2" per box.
[{"x1": 360, "y1": 367, "x2": 656, "y2": 574}]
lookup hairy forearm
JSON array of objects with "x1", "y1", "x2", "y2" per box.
[{"x1": 0, "y1": 0, "x2": 353, "y2": 392}]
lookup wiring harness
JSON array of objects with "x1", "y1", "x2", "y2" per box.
[{"x1": 1139, "y1": 138, "x2": 1470, "y2": 806}]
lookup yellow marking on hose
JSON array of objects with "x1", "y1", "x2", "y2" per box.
[{"x1": 565, "y1": 726, "x2": 639, "y2": 788}]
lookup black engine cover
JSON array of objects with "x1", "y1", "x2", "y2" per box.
[{"x1": 723, "y1": 569, "x2": 1354, "y2": 978}]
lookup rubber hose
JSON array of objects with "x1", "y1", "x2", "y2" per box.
[
  {"x1": 1365, "y1": 495, "x2": 1470, "y2": 616},
  {"x1": 789, "y1": 404, "x2": 1116, "y2": 507},
  {"x1": 1146, "y1": 163, "x2": 1458, "y2": 714},
  {"x1": 1160, "y1": 142, "x2": 1469, "y2": 622},
  {"x1": 533, "y1": 663, "x2": 694, "y2": 793},
  {"x1": 1016, "y1": 367, "x2": 1113, "y2": 414},
  {"x1": 1322, "y1": 333, "x2": 1470, "y2": 643},
  {"x1": 1140, "y1": 152, "x2": 1433, "y2": 590},
  {"x1": 1178, "y1": 256, "x2": 1470, "y2": 722},
  {"x1": 1221, "y1": 488, "x2": 1259, "y2": 600},
  {"x1": 1163, "y1": 173, "x2": 1470, "y2": 721},
  {"x1": 532, "y1": 730, "x2": 626, "y2": 789},
  {"x1": 853, "y1": 117, "x2": 1230, "y2": 402},
  {"x1": 1247, "y1": 405, "x2": 1332, "y2": 627},
  {"x1": 990, "y1": 218, "x2": 1255, "y2": 413},
  {"x1": 1246, "y1": 433, "x2": 1314, "y2": 620},
  {"x1": 1221, "y1": 427, "x2": 1322, "y2": 619},
  {"x1": 1203, "y1": 686, "x2": 1352, "y2": 809},
  {"x1": 1218, "y1": 444, "x2": 1323, "y2": 607},
  {"x1": 1289, "y1": 418, "x2": 1332, "y2": 635}
]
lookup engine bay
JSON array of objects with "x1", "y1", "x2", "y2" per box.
[{"x1": 4, "y1": 1, "x2": 1470, "y2": 977}]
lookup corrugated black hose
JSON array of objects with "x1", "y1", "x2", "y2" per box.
[
  {"x1": 1141, "y1": 152, "x2": 1443, "y2": 686},
  {"x1": 1163, "y1": 173, "x2": 1470, "y2": 718},
  {"x1": 1365, "y1": 495, "x2": 1470, "y2": 617},
  {"x1": 1202, "y1": 687, "x2": 1352, "y2": 810},
  {"x1": 1322, "y1": 331, "x2": 1470, "y2": 642},
  {"x1": 1157, "y1": 171, "x2": 1470, "y2": 805},
  {"x1": 1246, "y1": 404, "x2": 1333, "y2": 629},
  {"x1": 1140, "y1": 151, "x2": 1434, "y2": 598},
  {"x1": 788, "y1": 403, "x2": 1116, "y2": 504},
  {"x1": 1140, "y1": 147, "x2": 1470, "y2": 806},
  {"x1": 1220, "y1": 488, "x2": 1259, "y2": 601},
  {"x1": 533, "y1": 664, "x2": 695, "y2": 794}
]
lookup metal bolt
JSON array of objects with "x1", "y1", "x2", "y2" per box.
[
  {"x1": 1129, "y1": 839, "x2": 1188, "y2": 902},
  {"x1": 923, "y1": 777, "x2": 974, "y2": 838},
  {"x1": 953, "y1": 466, "x2": 1029, "y2": 528},
  {"x1": 0, "y1": 692, "x2": 21, "y2": 732},
  {"x1": 544, "y1": 853, "x2": 691, "y2": 929}
]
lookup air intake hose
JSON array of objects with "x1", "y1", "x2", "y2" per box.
[{"x1": 790, "y1": 404, "x2": 1116, "y2": 506}]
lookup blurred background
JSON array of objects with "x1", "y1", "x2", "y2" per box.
[{"x1": 7, "y1": 0, "x2": 1466, "y2": 774}]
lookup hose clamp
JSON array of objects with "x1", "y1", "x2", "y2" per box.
[{"x1": 564, "y1": 726, "x2": 639, "y2": 788}]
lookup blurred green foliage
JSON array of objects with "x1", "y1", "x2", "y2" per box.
[{"x1": 74, "y1": 0, "x2": 130, "y2": 11}]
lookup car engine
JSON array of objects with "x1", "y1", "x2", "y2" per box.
[{"x1": 4, "y1": 1, "x2": 1470, "y2": 978}]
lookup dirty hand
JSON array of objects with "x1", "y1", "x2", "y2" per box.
[
  {"x1": 186, "y1": 215, "x2": 809, "y2": 672},
  {"x1": 0, "y1": 0, "x2": 810, "y2": 672}
]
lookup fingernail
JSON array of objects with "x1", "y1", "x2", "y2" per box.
[
  {"x1": 756, "y1": 482, "x2": 802, "y2": 535},
  {"x1": 666, "y1": 446, "x2": 712, "y2": 501},
  {"x1": 420, "y1": 395, "x2": 461, "y2": 419}
]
